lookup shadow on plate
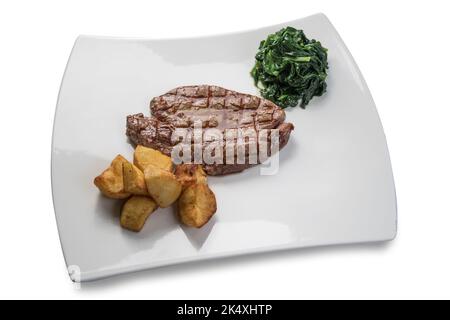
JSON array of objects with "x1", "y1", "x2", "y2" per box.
[{"x1": 181, "y1": 215, "x2": 217, "y2": 250}]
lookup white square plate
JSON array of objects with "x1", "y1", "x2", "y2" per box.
[{"x1": 52, "y1": 13, "x2": 397, "y2": 282}]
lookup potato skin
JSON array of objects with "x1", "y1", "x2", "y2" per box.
[
  {"x1": 120, "y1": 196, "x2": 157, "y2": 232},
  {"x1": 144, "y1": 165, "x2": 182, "y2": 208},
  {"x1": 134, "y1": 145, "x2": 173, "y2": 172},
  {"x1": 175, "y1": 164, "x2": 207, "y2": 190},
  {"x1": 123, "y1": 162, "x2": 148, "y2": 195},
  {"x1": 178, "y1": 183, "x2": 217, "y2": 228},
  {"x1": 94, "y1": 155, "x2": 131, "y2": 199}
]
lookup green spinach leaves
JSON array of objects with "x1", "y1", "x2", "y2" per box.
[{"x1": 251, "y1": 27, "x2": 328, "y2": 108}]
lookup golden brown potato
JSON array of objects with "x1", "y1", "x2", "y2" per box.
[
  {"x1": 175, "y1": 164, "x2": 207, "y2": 190},
  {"x1": 144, "y1": 165, "x2": 182, "y2": 208},
  {"x1": 178, "y1": 183, "x2": 217, "y2": 228},
  {"x1": 134, "y1": 145, "x2": 173, "y2": 172},
  {"x1": 123, "y1": 162, "x2": 148, "y2": 195},
  {"x1": 94, "y1": 155, "x2": 131, "y2": 199},
  {"x1": 120, "y1": 196, "x2": 157, "y2": 232}
]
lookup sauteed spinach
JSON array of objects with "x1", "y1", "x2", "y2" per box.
[{"x1": 251, "y1": 27, "x2": 328, "y2": 108}]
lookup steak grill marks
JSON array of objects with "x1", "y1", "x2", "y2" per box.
[{"x1": 127, "y1": 85, "x2": 294, "y2": 175}]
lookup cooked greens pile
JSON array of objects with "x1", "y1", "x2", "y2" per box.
[{"x1": 251, "y1": 27, "x2": 329, "y2": 108}]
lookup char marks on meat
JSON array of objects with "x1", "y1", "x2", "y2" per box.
[{"x1": 126, "y1": 85, "x2": 294, "y2": 175}]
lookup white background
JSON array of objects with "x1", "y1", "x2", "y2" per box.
[{"x1": 0, "y1": 0, "x2": 449, "y2": 300}]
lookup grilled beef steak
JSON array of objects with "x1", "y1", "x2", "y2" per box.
[{"x1": 126, "y1": 85, "x2": 294, "y2": 175}]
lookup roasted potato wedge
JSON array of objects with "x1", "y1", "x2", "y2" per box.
[
  {"x1": 123, "y1": 162, "x2": 148, "y2": 195},
  {"x1": 94, "y1": 155, "x2": 131, "y2": 199},
  {"x1": 120, "y1": 196, "x2": 157, "y2": 232},
  {"x1": 144, "y1": 165, "x2": 182, "y2": 208},
  {"x1": 178, "y1": 183, "x2": 217, "y2": 228},
  {"x1": 175, "y1": 164, "x2": 207, "y2": 190},
  {"x1": 134, "y1": 145, "x2": 173, "y2": 172}
]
